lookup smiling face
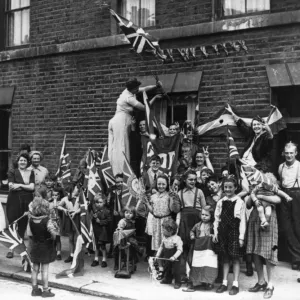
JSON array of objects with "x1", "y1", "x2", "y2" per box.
[
  {"x1": 200, "y1": 170, "x2": 210, "y2": 183},
  {"x1": 31, "y1": 154, "x2": 41, "y2": 168},
  {"x1": 196, "y1": 153, "x2": 205, "y2": 166},
  {"x1": 208, "y1": 180, "x2": 220, "y2": 194},
  {"x1": 223, "y1": 181, "x2": 237, "y2": 198},
  {"x1": 157, "y1": 177, "x2": 167, "y2": 193},
  {"x1": 284, "y1": 145, "x2": 297, "y2": 165},
  {"x1": 252, "y1": 120, "x2": 263, "y2": 136},
  {"x1": 18, "y1": 156, "x2": 28, "y2": 170},
  {"x1": 185, "y1": 174, "x2": 196, "y2": 189},
  {"x1": 150, "y1": 159, "x2": 161, "y2": 172},
  {"x1": 169, "y1": 125, "x2": 177, "y2": 136},
  {"x1": 139, "y1": 120, "x2": 146, "y2": 134}
]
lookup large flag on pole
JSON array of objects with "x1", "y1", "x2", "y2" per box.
[
  {"x1": 99, "y1": 146, "x2": 115, "y2": 191},
  {"x1": 86, "y1": 149, "x2": 102, "y2": 202},
  {"x1": 109, "y1": 9, "x2": 167, "y2": 62},
  {"x1": 55, "y1": 134, "x2": 71, "y2": 185},
  {"x1": 79, "y1": 189, "x2": 95, "y2": 251},
  {"x1": 196, "y1": 104, "x2": 286, "y2": 137}
]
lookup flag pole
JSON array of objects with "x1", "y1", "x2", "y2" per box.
[{"x1": 226, "y1": 125, "x2": 230, "y2": 173}]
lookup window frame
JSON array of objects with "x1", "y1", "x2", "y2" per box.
[
  {"x1": 117, "y1": 0, "x2": 156, "y2": 29},
  {"x1": 216, "y1": 0, "x2": 270, "y2": 20},
  {"x1": 5, "y1": 0, "x2": 31, "y2": 48}
]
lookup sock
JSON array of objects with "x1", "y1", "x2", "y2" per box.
[
  {"x1": 102, "y1": 257, "x2": 106, "y2": 262},
  {"x1": 57, "y1": 251, "x2": 61, "y2": 255},
  {"x1": 222, "y1": 280, "x2": 228, "y2": 286},
  {"x1": 70, "y1": 253, "x2": 74, "y2": 257},
  {"x1": 43, "y1": 287, "x2": 49, "y2": 292},
  {"x1": 232, "y1": 281, "x2": 239, "y2": 287},
  {"x1": 94, "y1": 257, "x2": 99, "y2": 261},
  {"x1": 159, "y1": 267, "x2": 164, "y2": 271}
]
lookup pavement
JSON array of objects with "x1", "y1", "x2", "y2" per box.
[{"x1": 0, "y1": 236, "x2": 300, "y2": 300}]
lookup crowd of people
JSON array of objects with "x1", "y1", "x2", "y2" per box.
[{"x1": 2, "y1": 79, "x2": 300, "y2": 299}]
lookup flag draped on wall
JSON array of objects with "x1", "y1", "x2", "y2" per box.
[
  {"x1": 55, "y1": 134, "x2": 71, "y2": 185},
  {"x1": 196, "y1": 104, "x2": 286, "y2": 137},
  {"x1": 109, "y1": 9, "x2": 167, "y2": 62}
]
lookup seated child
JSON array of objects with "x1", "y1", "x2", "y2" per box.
[
  {"x1": 90, "y1": 193, "x2": 112, "y2": 268},
  {"x1": 155, "y1": 219, "x2": 183, "y2": 289},
  {"x1": 183, "y1": 206, "x2": 217, "y2": 292}
]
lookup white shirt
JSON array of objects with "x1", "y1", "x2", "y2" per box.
[
  {"x1": 279, "y1": 160, "x2": 300, "y2": 188},
  {"x1": 116, "y1": 89, "x2": 141, "y2": 114}
]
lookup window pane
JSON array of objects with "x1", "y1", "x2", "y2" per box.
[
  {"x1": 223, "y1": 0, "x2": 245, "y2": 16},
  {"x1": 120, "y1": 0, "x2": 139, "y2": 25},
  {"x1": 21, "y1": 0, "x2": 30, "y2": 8},
  {"x1": 141, "y1": 0, "x2": 155, "y2": 27},
  {"x1": 247, "y1": 0, "x2": 270, "y2": 13},
  {"x1": 22, "y1": 9, "x2": 30, "y2": 43},
  {"x1": 9, "y1": 0, "x2": 21, "y2": 10}
]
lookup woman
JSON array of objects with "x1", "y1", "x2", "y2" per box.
[
  {"x1": 108, "y1": 78, "x2": 163, "y2": 175},
  {"x1": 6, "y1": 153, "x2": 35, "y2": 258},
  {"x1": 246, "y1": 172, "x2": 281, "y2": 299},
  {"x1": 226, "y1": 105, "x2": 273, "y2": 169},
  {"x1": 191, "y1": 147, "x2": 214, "y2": 175}
]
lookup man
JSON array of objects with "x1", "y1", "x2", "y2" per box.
[
  {"x1": 278, "y1": 142, "x2": 300, "y2": 270},
  {"x1": 28, "y1": 151, "x2": 49, "y2": 191}
]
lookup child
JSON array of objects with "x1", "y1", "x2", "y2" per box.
[
  {"x1": 183, "y1": 206, "x2": 217, "y2": 292},
  {"x1": 142, "y1": 155, "x2": 163, "y2": 194},
  {"x1": 115, "y1": 206, "x2": 142, "y2": 272},
  {"x1": 90, "y1": 193, "x2": 112, "y2": 268},
  {"x1": 213, "y1": 177, "x2": 246, "y2": 296},
  {"x1": 57, "y1": 185, "x2": 81, "y2": 263},
  {"x1": 45, "y1": 175, "x2": 55, "y2": 201},
  {"x1": 196, "y1": 169, "x2": 213, "y2": 197},
  {"x1": 144, "y1": 174, "x2": 180, "y2": 252},
  {"x1": 206, "y1": 176, "x2": 223, "y2": 211},
  {"x1": 29, "y1": 197, "x2": 59, "y2": 297},
  {"x1": 155, "y1": 219, "x2": 183, "y2": 289}
]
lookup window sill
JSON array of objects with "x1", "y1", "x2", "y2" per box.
[
  {"x1": 4, "y1": 43, "x2": 30, "y2": 51},
  {"x1": 219, "y1": 10, "x2": 271, "y2": 20}
]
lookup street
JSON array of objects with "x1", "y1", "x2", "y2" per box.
[{"x1": 0, "y1": 277, "x2": 108, "y2": 300}]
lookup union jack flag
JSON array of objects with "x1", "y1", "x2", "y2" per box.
[
  {"x1": 109, "y1": 9, "x2": 167, "y2": 62},
  {"x1": 86, "y1": 149, "x2": 102, "y2": 202},
  {"x1": 99, "y1": 146, "x2": 115, "y2": 190},
  {"x1": 227, "y1": 128, "x2": 240, "y2": 159},
  {"x1": 55, "y1": 134, "x2": 71, "y2": 184},
  {"x1": 79, "y1": 189, "x2": 95, "y2": 251},
  {"x1": 0, "y1": 223, "x2": 32, "y2": 270}
]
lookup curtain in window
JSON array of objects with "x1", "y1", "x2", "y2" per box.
[
  {"x1": 120, "y1": 0, "x2": 155, "y2": 27},
  {"x1": 247, "y1": 0, "x2": 270, "y2": 13},
  {"x1": 223, "y1": 0, "x2": 245, "y2": 16}
]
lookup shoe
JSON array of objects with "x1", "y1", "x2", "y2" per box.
[
  {"x1": 205, "y1": 283, "x2": 214, "y2": 290},
  {"x1": 182, "y1": 284, "x2": 195, "y2": 292},
  {"x1": 6, "y1": 252, "x2": 13, "y2": 259},
  {"x1": 263, "y1": 287, "x2": 274, "y2": 299},
  {"x1": 64, "y1": 256, "x2": 73, "y2": 263},
  {"x1": 160, "y1": 278, "x2": 172, "y2": 284},
  {"x1": 229, "y1": 286, "x2": 239, "y2": 296},
  {"x1": 91, "y1": 260, "x2": 99, "y2": 267},
  {"x1": 42, "y1": 289, "x2": 55, "y2": 298},
  {"x1": 56, "y1": 254, "x2": 62, "y2": 261},
  {"x1": 248, "y1": 282, "x2": 267, "y2": 292},
  {"x1": 174, "y1": 283, "x2": 181, "y2": 289},
  {"x1": 292, "y1": 263, "x2": 299, "y2": 270},
  {"x1": 156, "y1": 271, "x2": 164, "y2": 281},
  {"x1": 31, "y1": 286, "x2": 42, "y2": 296},
  {"x1": 101, "y1": 261, "x2": 107, "y2": 268},
  {"x1": 216, "y1": 284, "x2": 228, "y2": 293}
]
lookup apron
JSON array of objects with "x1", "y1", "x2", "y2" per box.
[
  {"x1": 280, "y1": 164, "x2": 300, "y2": 263},
  {"x1": 178, "y1": 189, "x2": 201, "y2": 245}
]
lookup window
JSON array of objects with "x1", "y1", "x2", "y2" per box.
[
  {"x1": 6, "y1": 0, "x2": 30, "y2": 47},
  {"x1": 220, "y1": 0, "x2": 270, "y2": 17},
  {"x1": 118, "y1": 0, "x2": 155, "y2": 27}
]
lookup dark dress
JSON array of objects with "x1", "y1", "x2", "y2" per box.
[
  {"x1": 214, "y1": 200, "x2": 245, "y2": 259},
  {"x1": 6, "y1": 169, "x2": 34, "y2": 239},
  {"x1": 29, "y1": 217, "x2": 56, "y2": 264},
  {"x1": 92, "y1": 207, "x2": 112, "y2": 245}
]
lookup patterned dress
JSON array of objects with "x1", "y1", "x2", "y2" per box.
[{"x1": 150, "y1": 192, "x2": 173, "y2": 251}]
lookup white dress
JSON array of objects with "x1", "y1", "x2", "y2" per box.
[{"x1": 0, "y1": 202, "x2": 6, "y2": 230}]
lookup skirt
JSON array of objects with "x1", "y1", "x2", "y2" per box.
[
  {"x1": 151, "y1": 216, "x2": 172, "y2": 251},
  {"x1": 30, "y1": 238, "x2": 56, "y2": 264},
  {"x1": 246, "y1": 207, "x2": 278, "y2": 265}
]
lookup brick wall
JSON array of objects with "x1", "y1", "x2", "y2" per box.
[
  {"x1": 30, "y1": 0, "x2": 111, "y2": 46},
  {"x1": 271, "y1": 0, "x2": 300, "y2": 13},
  {"x1": 156, "y1": 0, "x2": 212, "y2": 28},
  {"x1": 1, "y1": 22, "x2": 300, "y2": 174}
]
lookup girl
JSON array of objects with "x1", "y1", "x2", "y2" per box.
[
  {"x1": 213, "y1": 177, "x2": 246, "y2": 296},
  {"x1": 29, "y1": 197, "x2": 59, "y2": 297},
  {"x1": 90, "y1": 193, "x2": 112, "y2": 268},
  {"x1": 57, "y1": 185, "x2": 81, "y2": 264},
  {"x1": 183, "y1": 206, "x2": 217, "y2": 292},
  {"x1": 144, "y1": 174, "x2": 180, "y2": 251},
  {"x1": 177, "y1": 170, "x2": 206, "y2": 282},
  {"x1": 155, "y1": 219, "x2": 183, "y2": 289}
]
